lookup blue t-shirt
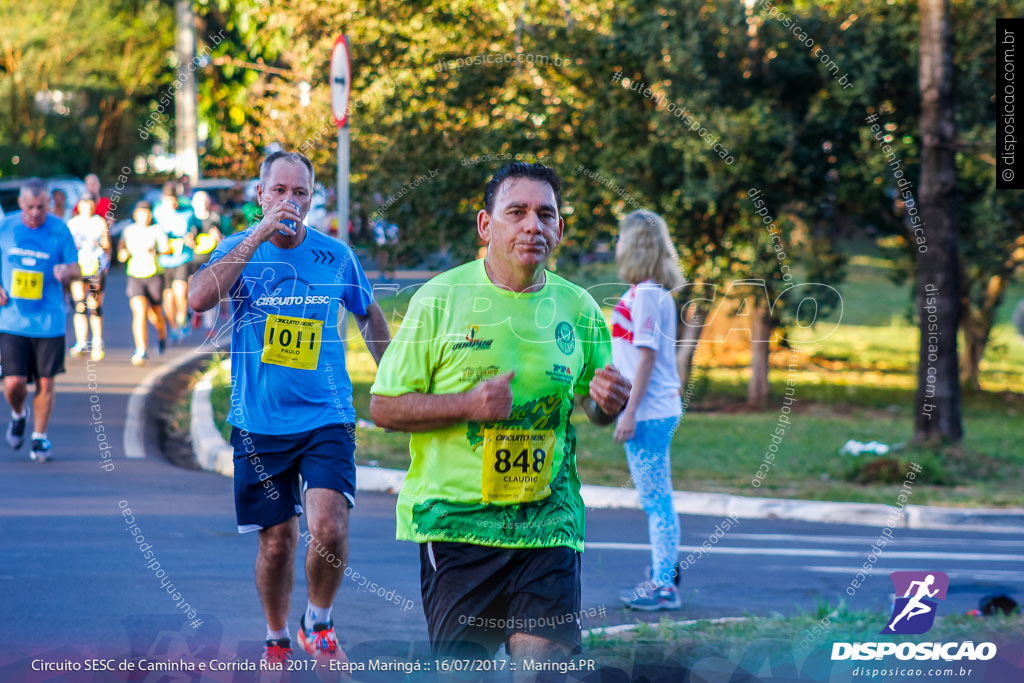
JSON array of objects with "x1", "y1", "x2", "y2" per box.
[
  {"x1": 201, "y1": 227, "x2": 374, "y2": 434},
  {"x1": 155, "y1": 202, "x2": 199, "y2": 268},
  {"x1": 0, "y1": 212, "x2": 78, "y2": 338}
]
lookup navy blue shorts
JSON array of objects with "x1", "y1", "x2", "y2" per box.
[{"x1": 231, "y1": 423, "x2": 356, "y2": 534}]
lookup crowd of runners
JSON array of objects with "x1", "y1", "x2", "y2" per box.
[
  {"x1": 3, "y1": 157, "x2": 690, "y2": 676},
  {"x1": 0, "y1": 173, "x2": 234, "y2": 461}
]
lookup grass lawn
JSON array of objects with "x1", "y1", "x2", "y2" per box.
[{"x1": 206, "y1": 251, "x2": 1024, "y2": 508}]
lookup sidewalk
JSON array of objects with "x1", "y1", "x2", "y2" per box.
[{"x1": 185, "y1": 356, "x2": 1024, "y2": 534}]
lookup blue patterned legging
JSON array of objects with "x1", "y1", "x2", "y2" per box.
[{"x1": 623, "y1": 415, "x2": 681, "y2": 586}]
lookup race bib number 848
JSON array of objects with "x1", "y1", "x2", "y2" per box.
[{"x1": 481, "y1": 428, "x2": 555, "y2": 504}]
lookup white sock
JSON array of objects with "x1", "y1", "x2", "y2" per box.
[
  {"x1": 305, "y1": 601, "x2": 332, "y2": 627},
  {"x1": 11, "y1": 409, "x2": 25, "y2": 419},
  {"x1": 32, "y1": 432, "x2": 46, "y2": 441},
  {"x1": 267, "y1": 626, "x2": 289, "y2": 641}
]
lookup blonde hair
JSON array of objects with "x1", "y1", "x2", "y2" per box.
[{"x1": 616, "y1": 210, "x2": 685, "y2": 290}]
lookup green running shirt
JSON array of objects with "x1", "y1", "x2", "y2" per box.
[{"x1": 371, "y1": 259, "x2": 612, "y2": 551}]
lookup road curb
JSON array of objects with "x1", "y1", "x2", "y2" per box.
[
  {"x1": 188, "y1": 360, "x2": 1024, "y2": 533},
  {"x1": 124, "y1": 348, "x2": 208, "y2": 459},
  {"x1": 190, "y1": 374, "x2": 234, "y2": 476},
  {"x1": 189, "y1": 361, "x2": 413, "y2": 490}
]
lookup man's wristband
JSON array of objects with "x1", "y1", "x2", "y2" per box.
[{"x1": 585, "y1": 396, "x2": 625, "y2": 418}]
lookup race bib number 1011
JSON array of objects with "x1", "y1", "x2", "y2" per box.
[
  {"x1": 481, "y1": 428, "x2": 555, "y2": 504},
  {"x1": 261, "y1": 314, "x2": 323, "y2": 370}
]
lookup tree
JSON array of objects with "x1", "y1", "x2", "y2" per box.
[
  {"x1": 0, "y1": 0, "x2": 174, "y2": 178},
  {"x1": 914, "y1": 0, "x2": 962, "y2": 444},
  {"x1": 872, "y1": 1, "x2": 1024, "y2": 395}
]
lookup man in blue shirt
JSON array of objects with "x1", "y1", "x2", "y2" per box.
[
  {"x1": 0, "y1": 179, "x2": 80, "y2": 462},
  {"x1": 189, "y1": 151, "x2": 390, "y2": 670}
]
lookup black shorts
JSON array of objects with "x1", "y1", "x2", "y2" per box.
[
  {"x1": 231, "y1": 423, "x2": 357, "y2": 533},
  {"x1": 127, "y1": 275, "x2": 163, "y2": 307},
  {"x1": 0, "y1": 333, "x2": 66, "y2": 382},
  {"x1": 70, "y1": 272, "x2": 107, "y2": 301},
  {"x1": 420, "y1": 541, "x2": 582, "y2": 659},
  {"x1": 162, "y1": 263, "x2": 191, "y2": 288}
]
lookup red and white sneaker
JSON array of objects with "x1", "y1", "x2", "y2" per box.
[
  {"x1": 259, "y1": 638, "x2": 291, "y2": 681},
  {"x1": 298, "y1": 616, "x2": 350, "y2": 665}
]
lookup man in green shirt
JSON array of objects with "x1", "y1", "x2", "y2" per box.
[{"x1": 370, "y1": 162, "x2": 630, "y2": 663}]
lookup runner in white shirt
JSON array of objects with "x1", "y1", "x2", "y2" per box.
[
  {"x1": 66, "y1": 194, "x2": 111, "y2": 360},
  {"x1": 117, "y1": 201, "x2": 171, "y2": 365},
  {"x1": 610, "y1": 209, "x2": 686, "y2": 611}
]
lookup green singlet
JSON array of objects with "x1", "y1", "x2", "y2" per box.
[{"x1": 371, "y1": 259, "x2": 612, "y2": 551}]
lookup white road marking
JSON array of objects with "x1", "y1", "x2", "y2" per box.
[
  {"x1": 803, "y1": 565, "x2": 1024, "y2": 581},
  {"x1": 721, "y1": 533, "x2": 1024, "y2": 547},
  {"x1": 585, "y1": 542, "x2": 1024, "y2": 563}
]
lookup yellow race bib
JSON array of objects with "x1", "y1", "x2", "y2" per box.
[
  {"x1": 79, "y1": 253, "x2": 100, "y2": 277},
  {"x1": 195, "y1": 233, "x2": 217, "y2": 254},
  {"x1": 481, "y1": 428, "x2": 555, "y2": 504},
  {"x1": 11, "y1": 269, "x2": 43, "y2": 300},
  {"x1": 261, "y1": 314, "x2": 323, "y2": 370}
]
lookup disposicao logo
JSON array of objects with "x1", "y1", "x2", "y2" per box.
[
  {"x1": 831, "y1": 570, "x2": 997, "y2": 662},
  {"x1": 882, "y1": 570, "x2": 948, "y2": 635}
]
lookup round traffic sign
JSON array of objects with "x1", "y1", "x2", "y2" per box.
[{"x1": 331, "y1": 35, "x2": 351, "y2": 127}]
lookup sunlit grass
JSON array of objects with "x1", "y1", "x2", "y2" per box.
[{"x1": 206, "y1": 257, "x2": 1024, "y2": 508}]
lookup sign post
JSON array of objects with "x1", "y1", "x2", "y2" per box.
[
  {"x1": 330, "y1": 35, "x2": 351, "y2": 347},
  {"x1": 330, "y1": 34, "x2": 351, "y2": 246}
]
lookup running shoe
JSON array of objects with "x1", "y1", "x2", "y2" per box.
[
  {"x1": 298, "y1": 615, "x2": 349, "y2": 663},
  {"x1": 69, "y1": 343, "x2": 87, "y2": 358},
  {"x1": 645, "y1": 563, "x2": 682, "y2": 588},
  {"x1": 157, "y1": 337, "x2": 167, "y2": 355},
  {"x1": 7, "y1": 413, "x2": 26, "y2": 449},
  {"x1": 30, "y1": 438, "x2": 52, "y2": 463},
  {"x1": 262, "y1": 638, "x2": 292, "y2": 668},
  {"x1": 621, "y1": 582, "x2": 681, "y2": 611},
  {"x1": 259, "y1": 638, "x2": 291, "y2": 682},
  {"x1": 131, "y1": 352, "x2": 147, "y2": 367},
  {"x1": 91, "y1": 343, "x2": 105, "y2": 361}
]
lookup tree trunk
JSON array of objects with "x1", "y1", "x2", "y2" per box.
[
  {"x1": 747, "y1": 302, "x2": 773, "y2": 406},
  {"x1": 960, "y1": 277, "x2": 1007, "y2": 391},
  {"x1": 915, "y1": 0, "x2": 963, "y2": 444},
  {"x1": 959, "y1": 233, "x2": 1023, "y2": 389},
  {"x1": 960, "y1": 312, "x2": 988, "y2": 391},
  {"x1": 676, "y1": 302, "x2": 707, "y2": 389}
]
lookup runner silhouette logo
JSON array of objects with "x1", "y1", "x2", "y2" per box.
[{"x1": 881, "y1": 571, "x2": 949, "y2": 635}]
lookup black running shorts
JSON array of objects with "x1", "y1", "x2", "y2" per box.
[
  {"x1": 127, "y1": 275, "x2": 163, "y2": 306},
  {"x1": 419, "y1": 541, "x2": 582, "y2": 659},
  {"x1": 0, "y1": 333, "x2": 66, "y2": 382}
]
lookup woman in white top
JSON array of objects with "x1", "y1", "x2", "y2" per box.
[
  {"x1": 66, "y1": 194, "x2": 111, "y2": 360},
  {"x1": 611, "y1": 209, "x2": 685, "y2": 611}
]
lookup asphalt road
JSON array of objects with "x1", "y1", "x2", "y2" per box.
[{"x1": 1, "y1": 267, "x2": 1022, "y2": 682}]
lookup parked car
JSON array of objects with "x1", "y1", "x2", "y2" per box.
[
  {"x1": 0, "y1": 176, "x2": 87, "y2": 221},
  {"x1": 0, "y1": 180, "x2": 22, "y2": 215}
]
